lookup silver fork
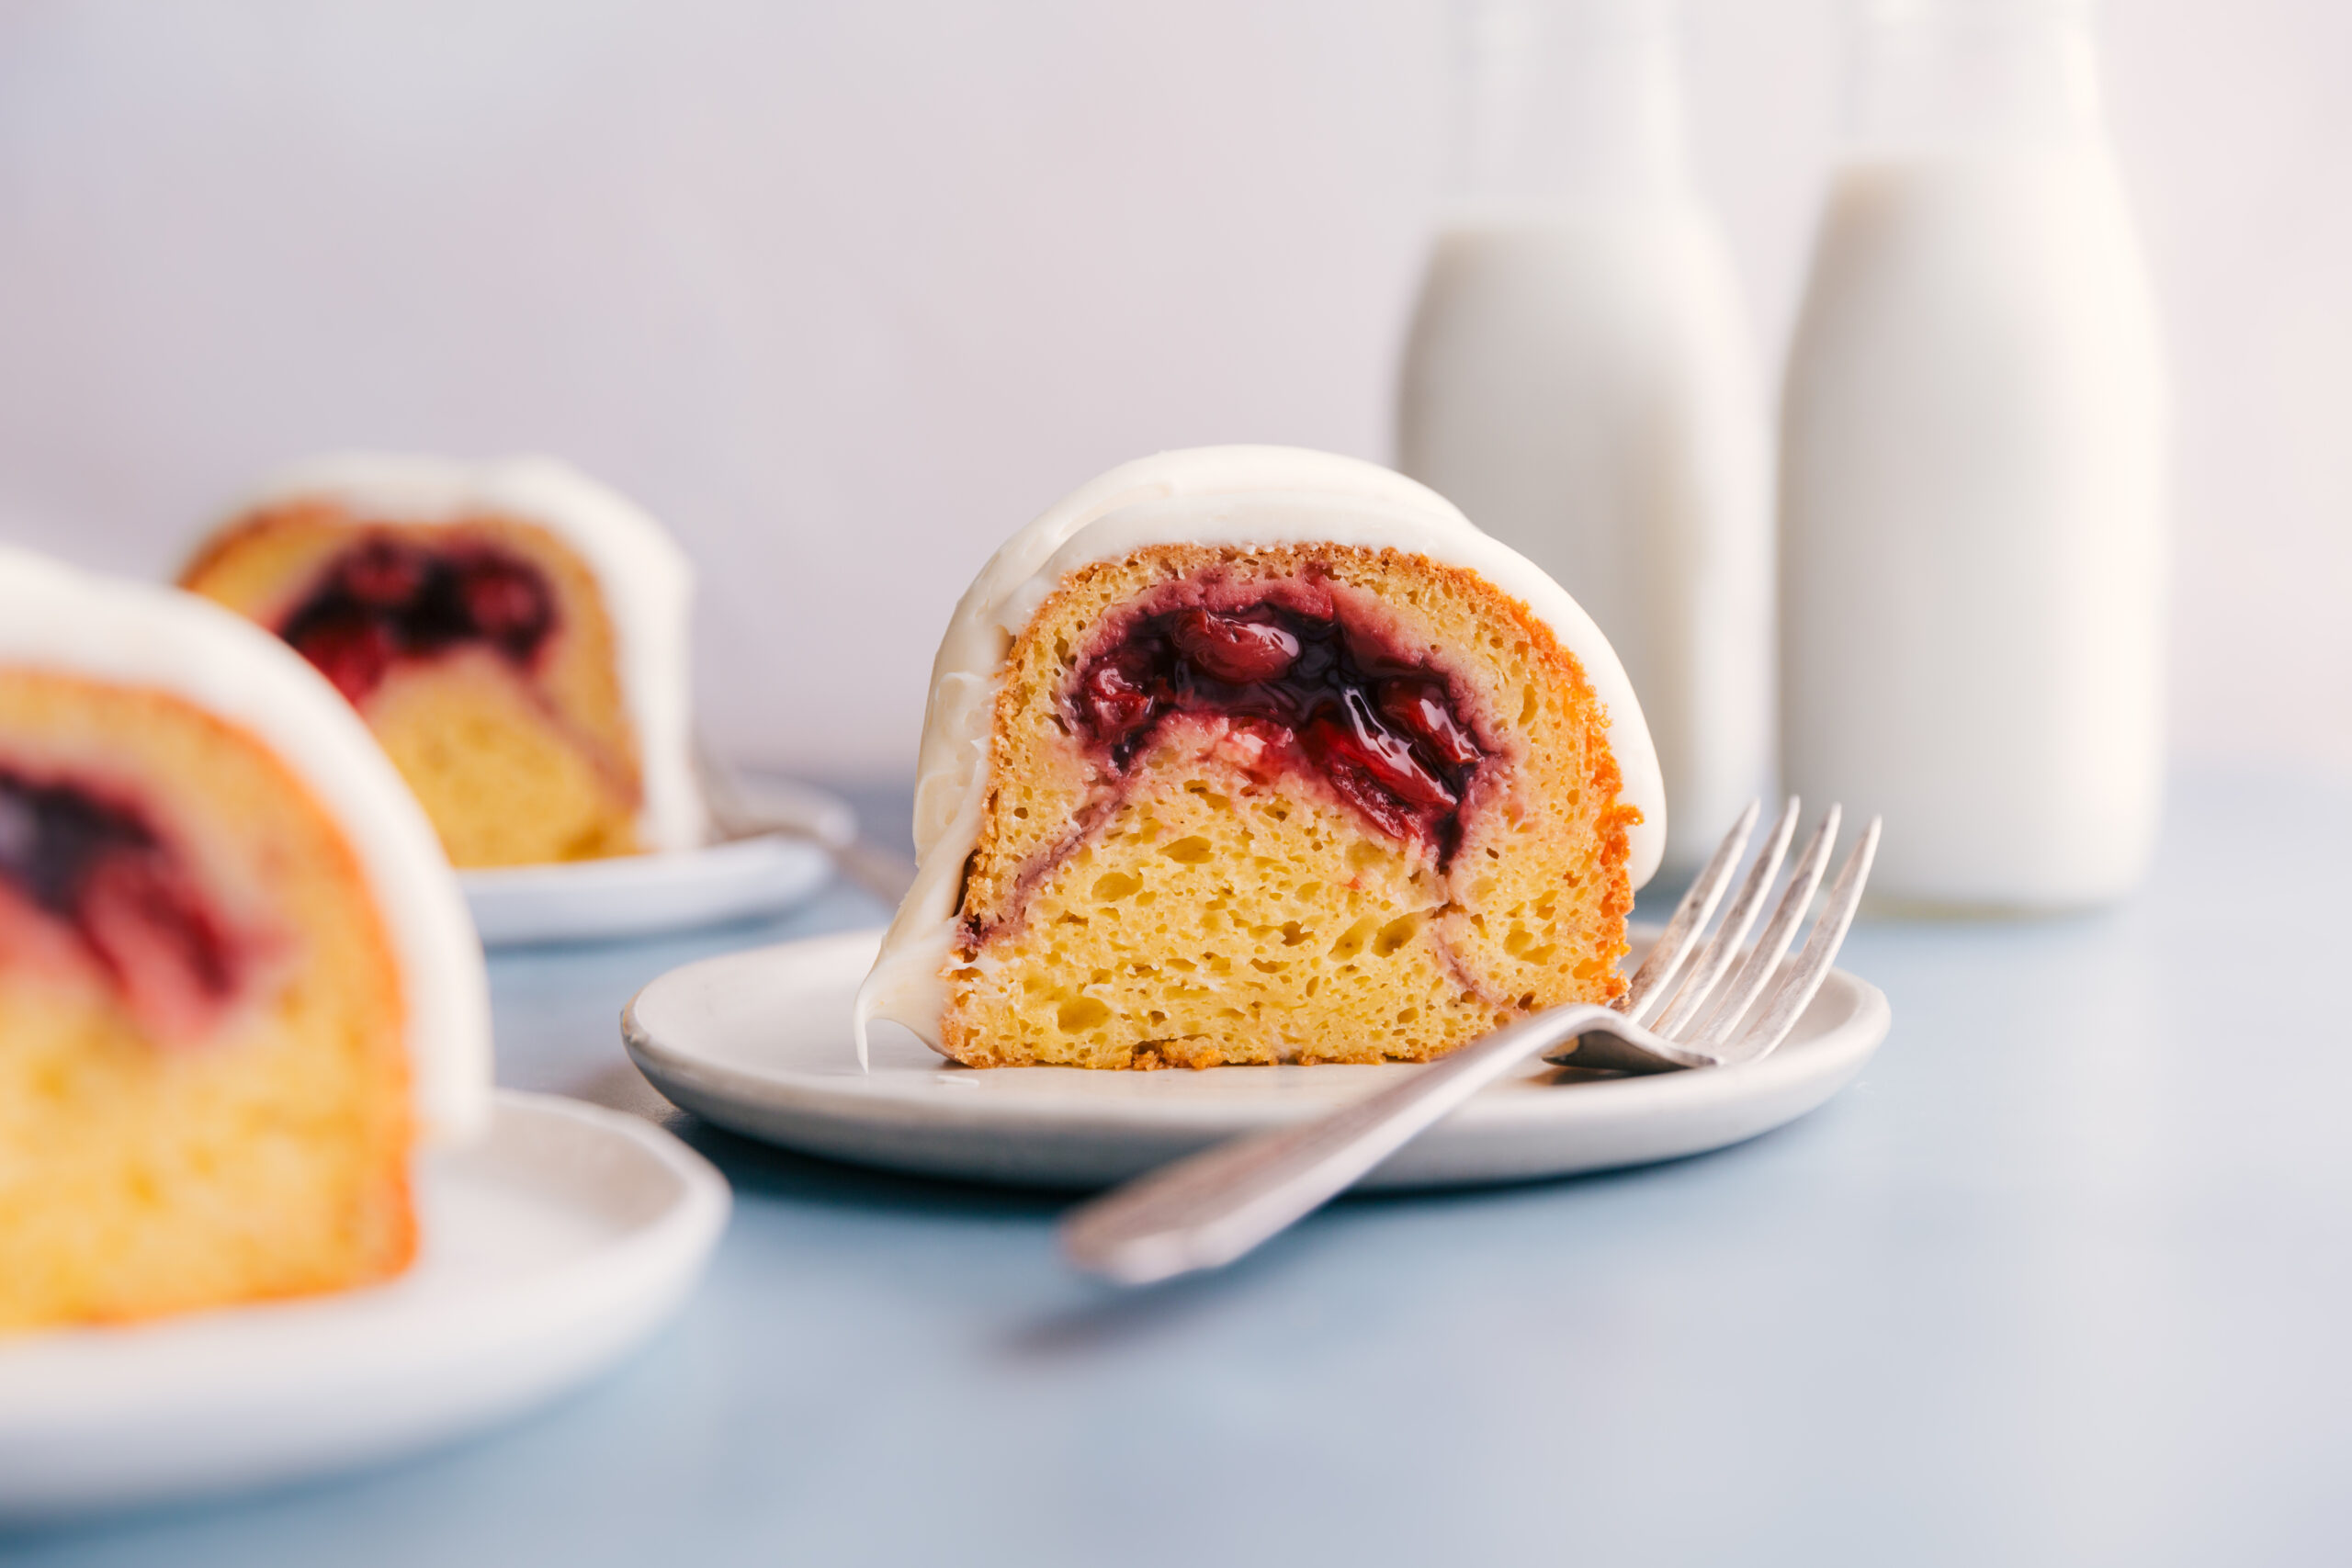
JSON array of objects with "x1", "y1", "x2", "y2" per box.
[
  {"x1": 694, "y1": 739, "x2": 919, "y2": 903},
  {"x1": 1059, "y1": 799, "x2": 1882, "y2": 1286}
]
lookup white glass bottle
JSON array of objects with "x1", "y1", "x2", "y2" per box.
[
  {"x1": 1396, "y1": 0, "x2": 1771, "y2": 874},
  {"x1": 1780, "y1": 0, "x2": 2166, "y2": 909}
]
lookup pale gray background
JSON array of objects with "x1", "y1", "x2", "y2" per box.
[{"x1": 0, "y1": 0, "x2": 2341, "y2": 783}]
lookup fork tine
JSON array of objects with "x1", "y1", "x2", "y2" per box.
[
  {"x1": 1692, "y1": 804, "x2": 1840, "y2": 1047},
  {"x1": 1618, "y1": 799, "x2": 1758, "y2": 1022},
  {"x1": 1653, "y1": 796, "x2": 1801, "y2": 1038},
  {"x1": 1726, "y1": 815, "x2": 1881, "y2": 1059}
]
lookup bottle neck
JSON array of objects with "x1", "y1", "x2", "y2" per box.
[
  {"x1": 1844, "y1": 0, "x2": 2109, "y2": 156},
  {"x1": 1453, "y1": 0, "x2": 1693, "y2": 214}
]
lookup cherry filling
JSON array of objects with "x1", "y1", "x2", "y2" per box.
[
  {"x1": 1072, "y1": 597, "x2": 1488, "y2": 860},
  {"x1": 0, "y1": 769, "x2": 243, "y2": 1038},
  {"x1": 277, "y1": 536, "x2": 557, "y2": 705}
]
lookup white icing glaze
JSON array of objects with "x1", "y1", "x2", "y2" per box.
[
  {"x1": 0, "y1": 546, "x2": 492, "y2": 1142},
  {"x1": 220, "y1": 454, "x2": 707, "y2": 853},
  {"x1": 854, "y1": 445, "x2": 1666, "y2": 1058}
]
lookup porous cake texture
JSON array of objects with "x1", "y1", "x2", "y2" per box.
[{"x1": 859, "y1": 446, "x2": 1663, "y2": 1072}]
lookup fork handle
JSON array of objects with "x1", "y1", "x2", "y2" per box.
[{"x1": 1058, "y1": 1004, "x2": 1621, "y2": 1285}]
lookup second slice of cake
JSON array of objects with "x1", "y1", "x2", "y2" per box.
[
  {"x1": 858, "y1": 446, "x2": 1665, "y2": 1069},
  {"x1": 180, "y1": 456, "x2": 706, "y2": 869}
]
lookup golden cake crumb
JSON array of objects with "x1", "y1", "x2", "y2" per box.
[{"x1": 939, "y1": 542, "x2": 1634, "y2": 1069}]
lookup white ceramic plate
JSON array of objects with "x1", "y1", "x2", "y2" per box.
[
  {"x1": 460, "y1": 773, "x2": 850, "y2": 947},
  {"x1": 0, "y1": 1091, "x2": 730, "y2": 1517},
  {"x1": 622, "y1": 927, "x2": 1892, "y2": 1191},
  {"x1": 461, "y1": 833, "x2": 832, "y2": 946}
]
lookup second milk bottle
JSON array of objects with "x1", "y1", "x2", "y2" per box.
[{"x1": 1780, "y1": 0, "x2": 2168, "y2": 908}]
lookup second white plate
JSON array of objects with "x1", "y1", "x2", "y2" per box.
[
  {"x1": 0, "y1": 1091, "x2": 730, "y2": 1517},
  {"x1": 460, "y1": 833, "x2": 833, "y2": 946},
  {"x1": 622, "y1": 927, "x2": 1892, "y2": 1190}
]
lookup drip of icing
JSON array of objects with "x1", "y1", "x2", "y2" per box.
[
  {"x1": 0, "y1": 545, "x2": 492, "y2": 1142},
  {"x1": 215, "y1": 455, "x2": 707, "y2": 854},
  {"x1": 854, "y1": 446, "x2": 1665, "y2": 1063}
]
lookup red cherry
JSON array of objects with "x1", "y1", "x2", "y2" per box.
[
  {"x1": 461, "y1": 560, "x2": 551, "y2": 647},
  {"x1": 292, "y1": 614, "x2": 397, "y2": 704},
  {"x1": 338, "y1": 538, "x2": 428, "y2": 607},
  {"x1": 1303, "y1": 694, "x2": 1457, "y2": 845},
  {"x1": 1171, "y1": 609, "x2": 1300, "y2": 684},
  {"x1": 1080, "y1": 658, "x2": 1156, "y2": 745},
  {"x1": 1303, "y1": 719, "x2": 1421, "y2": 842},
  {"x1": 77, "y1": 851, "x2": 240, "y2": 1042},
  {"x1": 1377, "y1": 678, "x2": 1483, "y2": 768},
  {"x1": 1339, "y1": 692, "x2": 1457, "y2": 810}
]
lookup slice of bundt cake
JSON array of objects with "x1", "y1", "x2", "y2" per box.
[
  {"x1": 179, "y1": 455, "x2": 706, "y2": 869},
  {"x1": 856, "y1": 446, "x2": 1664, "y2": 1069},
  {"x1": 0, "y1": 547, "x2": 490, "y2": 1332}
]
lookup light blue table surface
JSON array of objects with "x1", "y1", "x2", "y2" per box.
[{"x1": 8, "y1": 771, "x2": 2348, "y2": 1567}]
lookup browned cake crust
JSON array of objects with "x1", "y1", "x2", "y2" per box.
[{"x1": 938, "y1": 542, "x2": 1635, "y2": 1068}]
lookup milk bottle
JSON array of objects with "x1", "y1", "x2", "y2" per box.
[
  {"x1": 1780, "y1": 0, "x2": 2166, "y2": 908},
  {"x1": 1397, "y1": 0, "x2": 1771, "y2": 874}
]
